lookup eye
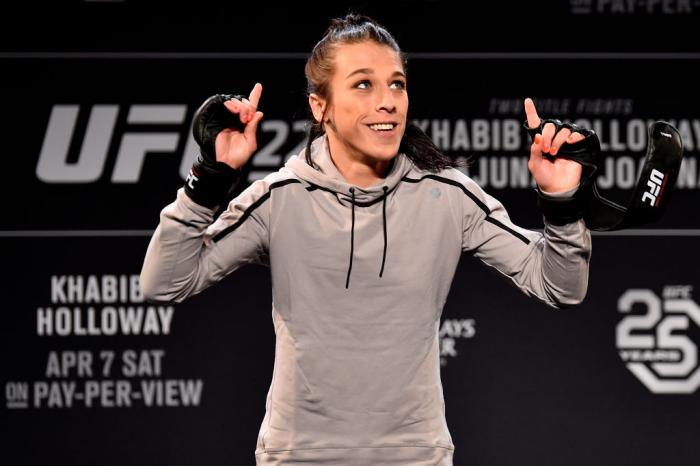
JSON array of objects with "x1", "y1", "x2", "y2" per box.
[
  {"x1": 354, "y1": 80, "x2": 371, "y2": 90},
  {"x1": 390, "y1": 80, "x2": 407, "y2": 90}
]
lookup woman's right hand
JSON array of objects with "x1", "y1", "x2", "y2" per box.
[{"x1": 217, "y1": 82, "x2": 264, "y2": 169}]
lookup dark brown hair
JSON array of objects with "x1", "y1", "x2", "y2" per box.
[{"x1": 304, "y1": 13, "x2": 464, "y2": 172}]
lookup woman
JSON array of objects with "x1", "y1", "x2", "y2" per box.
[{"x1": 140, "y1": 14, "x2": 591, "y2": 466}]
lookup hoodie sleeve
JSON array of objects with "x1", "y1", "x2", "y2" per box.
[
  {"x1": 139, "y1": 181, "x2": 271, "y2": 304},
  {"x1": 459, "y1": 174, "x2": 592, "y2": 309}
]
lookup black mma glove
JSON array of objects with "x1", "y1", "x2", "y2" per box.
[
  {"x1": 524, "y1": 118, "x2": 602, "y2": 226},
  {"x1": 184, "y1": 94, "x2": 248, "y2": 208}
]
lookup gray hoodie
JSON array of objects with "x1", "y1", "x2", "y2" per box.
[{"x1": 140, "y1": 135, "x2": 592, "y2": 465}]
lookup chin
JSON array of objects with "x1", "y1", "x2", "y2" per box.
[
  {"x1": 366, "y1": 149, "x2": 399, "y2": 163},
  {"x1": 363, "y1": 141, "x2": 401, "y2": 160}
]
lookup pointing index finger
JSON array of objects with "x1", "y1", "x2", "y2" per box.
[
  {"x1": 248, "y1": 82, "x2": 263, "y2": 108},
  {"x1": 524, "y1": 97, "x2": 541, "y2": 130}
]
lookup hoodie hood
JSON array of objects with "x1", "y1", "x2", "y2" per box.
[
  {"x1": 285, "y1": 135, "x2": 414, "y2": 204},
  {"x1": 284, "y1": 135, "x2": 415, "y2": 288}
]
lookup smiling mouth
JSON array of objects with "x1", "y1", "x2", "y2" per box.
[{"x1": 367, "y1": 123, "x2": 398, "y2": 132}]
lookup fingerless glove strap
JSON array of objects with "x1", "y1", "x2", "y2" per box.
[
  {"x1": 184, "y1": 155, "x2": 241, "y2": 209},
  {"x1": 535, "y1": 188, "x2": 587, "y2": 226}
]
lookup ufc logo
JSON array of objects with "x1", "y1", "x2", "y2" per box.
[
  {"x1": 35, "y1": 104, "x2": 308, "y2": 184},
  {"x1": 641, "y1": 168, "x2": 666, "y2": 207},
  {"x1": 185, "y1": 169, "x2": 199, "y2": 190},
  {"x1": 35, "y1": 105, "x2": 199, "y2": 183}
]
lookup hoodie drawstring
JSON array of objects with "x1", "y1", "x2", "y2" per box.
[
  {"x1": 345, "y1": 186, "x2": 389, "y2": 289},
  {"x1": 379, "y1": 186, "x2": 388, "y2": 278},
  {"x1": 345, "y1": 188, "x2": 356, "y2": 289}
]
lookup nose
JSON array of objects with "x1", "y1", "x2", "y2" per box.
[{"x1": 376, "y1": 86, "x2": 396, "y2": 113}]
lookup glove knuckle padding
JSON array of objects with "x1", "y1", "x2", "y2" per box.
[
  {"x1": 525, "y1": 118, "x2": 602, "y2": 187},
  {"x1": 524, "y1": 118, "x2": 601, "y2": 226},
  {"x1": 192, "y1": 94, "x2": 248, "y2": 163},
  {"x1": 184, "y1": 94, "x2": 247, "y2": 208}
]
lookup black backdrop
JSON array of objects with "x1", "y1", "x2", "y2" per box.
[{"x1": 2, "y1": 1, "x2": 700, "y2": 465}]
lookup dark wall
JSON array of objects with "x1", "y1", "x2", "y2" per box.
[{"x1": 3, "y1": 1, "x2": 700, "y2": 465}]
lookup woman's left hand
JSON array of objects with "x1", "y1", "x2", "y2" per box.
[{"x1": 524, "y1": 97, "x2": 584, "y2": 193}]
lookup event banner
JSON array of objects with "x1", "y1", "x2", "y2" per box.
[
  {"x1": 4, "y1": 56, "x2": 699, "y2": 230},
  {"x1": 3, "y1": 51, "x2": 699, "y2": 466}
]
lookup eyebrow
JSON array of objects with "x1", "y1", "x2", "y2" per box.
[{"x1": 345, "y1": 68, "x2": 406, "y2": 79}]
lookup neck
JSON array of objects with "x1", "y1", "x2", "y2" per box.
[{"x1": 326, "y1": 134, "x2": 393, "y2": 189}]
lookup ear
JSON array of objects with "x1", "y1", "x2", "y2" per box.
[{"x1": 308, "y1": 93, "x2": 326, "y2": 123}]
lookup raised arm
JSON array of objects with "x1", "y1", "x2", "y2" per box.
[
  {"x1": 460, "y1": 98, "x2": 593, "y2": 308},
  {"x1": 140, "y1": 84, "x2": 268, "y2": 303}
]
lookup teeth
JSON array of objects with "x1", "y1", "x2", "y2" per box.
[{"x1": 369, "y1": 123, "x2": 395, "y2": 131}]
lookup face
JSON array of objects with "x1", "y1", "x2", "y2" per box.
[{"x1": 310, "y1": 41, "x2": 408, "y2": 164}]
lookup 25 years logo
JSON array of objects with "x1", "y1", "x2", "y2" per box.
[{"x1": 616, "y1": 285, "x2": 700, "y2": 394}]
